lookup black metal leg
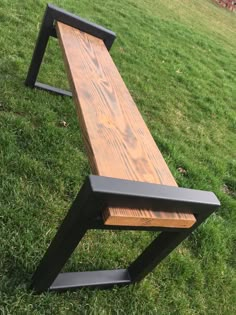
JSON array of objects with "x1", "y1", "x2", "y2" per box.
[
  {"x1": 25, "y1": 4, "x2": 116, "y2": 95},
  {"x1": 30, "y1": 175, "x2": 220, "y2": 293},
  {"x1": 128, "y1": 231, "x2": 190, "y2": 282},
  {"x1": 128, "y1": 213, "x2": 211, "y2": 282},
  {"x1": 25, "y1": 5, "x2": 53, "y2": 88},
  {"x1": 31, "y1": 178, "x2": 101, "y2": 293}
]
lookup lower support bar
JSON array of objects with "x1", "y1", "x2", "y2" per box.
[
  {"x1": 50, "y1": 269, "x2": 131, "y2": 291},
  {"x1": 35, "y1": 82, "x2": 72, "y2": 97}
]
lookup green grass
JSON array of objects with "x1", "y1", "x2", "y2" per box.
[{"x1": 0, "y1": 0, "x2": 236, "y2": 313}]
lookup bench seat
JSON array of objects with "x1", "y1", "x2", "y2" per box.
[{"x1": 56, "y1": 22, "x2": 196, "y2": 228}]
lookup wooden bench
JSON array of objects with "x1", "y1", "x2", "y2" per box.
[{"x1": 25, "y1": 4, "x2": 220, "y2": 293}]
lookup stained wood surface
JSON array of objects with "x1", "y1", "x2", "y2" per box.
[{"x1": 56, "y1": 22, "x2": 196, "y2": 228}]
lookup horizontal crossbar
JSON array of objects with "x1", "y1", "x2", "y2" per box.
[
  {"x1": 35, "y1": 82, "x2": 72, "y2": 97},
  {"x1": 88, "y1": 175, "x2": 220, "y2": 214},
  {"x1": 48, "y1": 3, "x2": 116, "y2": 50},
  {"x1": 50, "y1": 269, "x2": 131, "y2": 291}
]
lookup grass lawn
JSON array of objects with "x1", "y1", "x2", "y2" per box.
[{"x1": 0, "y1": 0, "x2": 235, "y2": 313}]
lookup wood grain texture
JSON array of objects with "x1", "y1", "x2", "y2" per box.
[
  {"x1": 103, "y1": 208, "x2": 196, "y2": 228},
  {"x1": 56, "y1": 22, "x2": 196, "y2": 228}
]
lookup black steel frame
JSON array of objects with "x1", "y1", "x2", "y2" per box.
[
  {"x1": 25, "y1": 3, "x2": 116, "y2": 96},
  {"x1": 26, "y1": 4, "x2": 220, "y2": 293},
  {"x1": 31, "y1": 175, "x2": 220, "y2": 293}
]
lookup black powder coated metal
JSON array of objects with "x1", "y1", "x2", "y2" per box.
[
  {"x1": 50, "y1": 269, "x2": 131, "y2": 291},
  {"x1": 34, "y1": 82, "x2": 72, "y2": 97},
  {"x1": 89, "y1": 175, "x2": 220, "y2": 213},
  {"x1": 25, "y1": 3, "x2": 116, "y2": 92},
  {"x1": 31, "y1": 177, "x2": 102, "y2": 293},
  {"x1": 30, "y1": 175, "x2": 220, "y2": 293}
]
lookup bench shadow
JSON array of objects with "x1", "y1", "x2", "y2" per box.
[{"x1": 1, "y1": 254, "x2": 32, "y2": 293}]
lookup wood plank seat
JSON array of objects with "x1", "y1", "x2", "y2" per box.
[{"x1": 56, "y1": 22, "x2": 196, "y2": 229}]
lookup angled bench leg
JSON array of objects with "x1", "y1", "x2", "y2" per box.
[
  {"x1": 25, "y1": 4, "x2": 116, "y2": 97},
  {"x1": 31, "y1": 175, "x2": 219, "y2": 293},
  {"x1": 31, "y1": 177, "x2": 133, "y2": 293},
  {"x1": 31, "y1": 178, "x2": 101, "y2": 293},
  {"x1": 25, "y1": 4, "x2": 53, "y2": 89},
  {"x1": 128, "y1": 213, "x2": 211, "y2": 282}
]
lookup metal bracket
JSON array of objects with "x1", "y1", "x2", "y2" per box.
[
  {"x1": 31, "y1": 175, "x2": 220, "y2": 293},
  {"x1": 25, "y1": 3, "x2": 116, "y2": 96}
]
